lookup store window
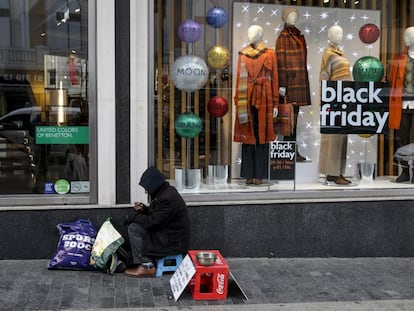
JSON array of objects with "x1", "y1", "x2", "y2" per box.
[
  {"x1": 152, "y1": 1, "x2": 414, "y2": 196},
  {"x1": 0, "y1": 0, "x2": 90, "y2": 197}
]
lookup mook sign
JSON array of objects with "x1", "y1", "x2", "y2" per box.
[{"x1": 320, "y1": 80, "x2": 390, "y2": 134}]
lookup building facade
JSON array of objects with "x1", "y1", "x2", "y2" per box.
[{"x1": 0, "y1": 0, "x2": 413, "y2": 259}]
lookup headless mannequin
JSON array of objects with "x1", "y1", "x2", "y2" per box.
[{"x1": 395, "y1": 27, "x2": 414, "y2": 182}]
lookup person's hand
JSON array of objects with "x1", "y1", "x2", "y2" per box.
[
  {"x1": 134, "y1": 202, "x2": 145, "y2": 212},
  {"x1": 273, "y1": 108, "x2": 278, "y2": 118}
]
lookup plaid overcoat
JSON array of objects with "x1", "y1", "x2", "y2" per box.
[{"x1": 275, "y1": 25, "x2": 311, "y2": 106}]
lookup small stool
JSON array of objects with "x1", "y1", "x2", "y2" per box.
[
  {"x1": 155, "y1": 254, "x2": 183, "y2": 277},
  {"x1": 188, "y1": 250, "x2": 229, "y2": 300}
]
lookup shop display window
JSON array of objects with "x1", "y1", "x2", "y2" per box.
[
  {"x1": 151, "y1": 0, "x2": 414, "y2": 195},
  {"x1": 0, "y1": 0, "x2": 90, "y2": 196}
]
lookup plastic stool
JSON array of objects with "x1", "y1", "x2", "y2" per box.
[{"x1": 156, "y1": 254, "x2": 183, "y2": 277}]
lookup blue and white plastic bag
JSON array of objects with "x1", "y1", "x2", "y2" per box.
[{"x1": 48, "y1": 219, "x2": 97, "y2": 270}]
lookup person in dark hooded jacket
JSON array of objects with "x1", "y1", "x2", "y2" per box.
[{"x1": 124, "y1": 166, "x2": 190, "y2": 277}]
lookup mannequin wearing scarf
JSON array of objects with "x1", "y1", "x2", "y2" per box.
[
  {"x1": 318, "y1": 25, "x2": 351, "y2": 185},
  {"x1": 234, "y1": 25, "x2": 279, "y2": 185},
  {"x1": 275, "y1": 8, "x2": 311, "y2": 161}
]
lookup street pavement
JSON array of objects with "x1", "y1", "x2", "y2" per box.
[{"x1": 0, "y1": 257, "x2": 413, "y2": 310}]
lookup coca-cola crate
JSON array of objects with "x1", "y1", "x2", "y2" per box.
[{"x1": 188, "y1": 250, "x2": 229, "y2": 300}]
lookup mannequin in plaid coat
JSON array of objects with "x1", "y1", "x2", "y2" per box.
[{"x1": 275, "y1": 8, "x2": 311, "y2": 161}]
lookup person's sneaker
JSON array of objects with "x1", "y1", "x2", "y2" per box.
[{"x1": 124, "y1": 265, "x2": 156, "y2": 277}]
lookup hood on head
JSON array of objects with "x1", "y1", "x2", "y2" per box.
[{"x1": 139, "y1": 166, "x2": 166, "y2": 195}]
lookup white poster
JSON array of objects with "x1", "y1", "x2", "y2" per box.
[{"x1": 169, "y1": 254, "x2": 196, "y2": 301}]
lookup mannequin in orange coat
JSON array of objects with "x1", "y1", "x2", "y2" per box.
[
  {"x1": 233, "y1": 25, "x2": 279, "y2": 185},
  {"x1": 389, "y1": 26, "x2": 414, "y2": 183}
]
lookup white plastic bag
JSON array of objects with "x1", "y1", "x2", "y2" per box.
[{"x1": 90, "y1": 218, "x2": 124, "y2": 271}]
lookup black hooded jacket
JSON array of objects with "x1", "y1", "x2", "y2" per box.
[{"x1": 128, "y1": 167, "x2": 191, "y2": 257}]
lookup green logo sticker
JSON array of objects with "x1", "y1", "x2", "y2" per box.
[{"x1": 54, "y1": 179, "x2": 70, "y2": 194}]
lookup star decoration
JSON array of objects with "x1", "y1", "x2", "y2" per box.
[
  {"x1": 319, "y1": 25, "x2": 327, "y2": 33},
  {"x1": 361, "y1": 14, "x2": 369, "y2": 21},
  {"x1": 346, "y1": 33, "x2": 354, "y2": 40},
  {"x1": 271, "y1": 9, "x2": 278, "y2": 17},
  {"x1": 241, "y1": 5, "x2": 249, "y2": 13},
  {"x1": 320, "y1": 11, "x2": 329, "y2": 20},
  {"x1": 257, "y1": 6, "x2": 264, "y2": 14},
  {"x1": 274, "y1": 24, "x2": 282, "y2": 35},
  {"x1": 303, "y1": 11, "x2": 311, "y2": 19},
  {"x1": 304, "y1": 27, "x2": 311, "y2": 35},
  {"x1": 350, "y1": 14, "x2": 356, "y2": 22}
]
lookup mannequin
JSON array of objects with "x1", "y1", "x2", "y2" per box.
[
  {"x1": 318, "y1": 25, "x2": 351, "y2": 185},
  {"x1": 234, "y1": 25, "x2": 279, "y2": 185},
  {"x1": 389, "y1": 26, "x2": 414, "y2": 183},
  {"x1": 275, "y1": 7, "x2": 311, "y2": 161}
]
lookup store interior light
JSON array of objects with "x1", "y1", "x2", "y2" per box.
[{"x1": 323, "y1": 0, "x2": 329, "y2": 3}]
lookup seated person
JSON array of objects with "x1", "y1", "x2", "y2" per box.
[{"x1": 124, "y1": 166, "x2": 190, "y2": 277}]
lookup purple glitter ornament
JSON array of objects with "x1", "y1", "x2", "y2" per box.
[{"x1": 178, "y1": 19, "x2": 201, "y2": 43}]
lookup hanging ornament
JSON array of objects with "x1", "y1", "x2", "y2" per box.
[
  {"x1": 207, "y1": 96, "x2": 229, "y2": 118},
  {"x1": 359, "y1": 23, "x2": 380, "y2": 44},
  {"x1": 352, "y1": 56, "x2": 384, "y2": 82},
  {"x1": 206, "y1": 7, "x2": 227, "y2": 28},
  {"x1": 175, "y1": 112, "x2": 203, "y2": 139},
  {"x1": 171, "y1": 55, "x2": 209, "y2": 92},
  {"x1": 178, "y1": 19, "x2": 201, "y2": 43},
  {"x1": 207, "y1": 45, "x2": 230, "y2": 70}
]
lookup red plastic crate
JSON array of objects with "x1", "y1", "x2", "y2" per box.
[{"x1": 188, "y1": 250, "x2": 229, "y2": 300}]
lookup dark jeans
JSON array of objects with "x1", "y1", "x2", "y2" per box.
[
  {"x1": 240, "y1": 106, "x2": 269, "y2": 179},
  {"x1": 127, "y1": 222, "x2": 152, "y2": 265}
]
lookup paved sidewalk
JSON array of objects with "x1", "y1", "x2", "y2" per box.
[{"x1": 1, "y1": 257, "x2": 413, "y2": 310}]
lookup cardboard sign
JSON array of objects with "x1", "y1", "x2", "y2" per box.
[
  {"x1": 169, "y1": 254, "x2": 196, "y2": 301},
  {"x1": 269, "y1": 141, "x2": 295, "y2": 180}
]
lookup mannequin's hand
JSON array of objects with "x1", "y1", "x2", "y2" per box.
[
  {"x1": 279, "y1": 87, "x2": 286, "y2": 97},
  {"x1": 273, "y1": 108, "x2": 278, "y2": 118}
]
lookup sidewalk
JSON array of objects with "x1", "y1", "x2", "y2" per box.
[{"x1": 1, "y1": 257, "x2": 413, "y2": 310}]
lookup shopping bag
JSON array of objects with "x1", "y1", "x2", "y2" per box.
[
  {"x1": 90, "y1": 218, "x2": 125, "y2": 271},
  {"x1": 275, "y1": 97, "x2": 294, "y2": 137},
  {"x1": 48, "y1": 219, "x2": 97, "y2": 270}
]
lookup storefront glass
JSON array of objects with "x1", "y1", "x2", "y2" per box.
[
  {"x1": 152, "y1": 0, "x2": 414, "y2": 195},
  {"x1": 0, "y1": 0, "x2": 89, "y2": 196}
]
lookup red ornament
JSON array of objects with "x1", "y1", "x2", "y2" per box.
[
  {"x1": 359, "y1": 23, "x2": 380, "y2": 44},
  {"x1": 207, "y1": 96, "x2": 228, "y2": 118}
]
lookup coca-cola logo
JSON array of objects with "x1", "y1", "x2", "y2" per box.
[{"x1": 216, "y1": 273, "x2": 225, "y2": 295}]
